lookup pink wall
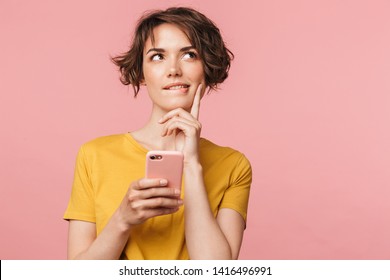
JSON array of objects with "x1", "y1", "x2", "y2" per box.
[{"x1": 1, "y1": 0, "x2": 389, "y2": 259}]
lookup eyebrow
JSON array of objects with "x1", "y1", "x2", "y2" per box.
[{"x1": 146, "y1": 46, "x2": 195, "y2": 54}]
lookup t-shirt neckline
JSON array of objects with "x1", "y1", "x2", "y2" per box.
[
  {"x1": 124, "y1": 132, "x2": 207, "y2": 153},
  {"x1": 123, "y1": 133, "x2": 149, "y2": 154}
]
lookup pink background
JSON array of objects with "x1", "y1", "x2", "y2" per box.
[{"x1": 1, "y1": 0, "x2": 389, "y2": 259}]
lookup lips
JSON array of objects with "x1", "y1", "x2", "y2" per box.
[{"x1": 163, "y1": 83, "x2": 190, "y2": 90}]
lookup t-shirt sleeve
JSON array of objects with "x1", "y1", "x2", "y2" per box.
[
  {"x1": 63, "y1": 146, "x2": 96, "y2": 222},
  {"x1": 219, "y1": 153, "x2": 252, "y2": 222}
]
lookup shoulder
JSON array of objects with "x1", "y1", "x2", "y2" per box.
[
  {"x1": 77, "y1": 134, "x2": 131, "y2": 159},
  {"x1": 82, "y1": 134, "x2": 126, "y2": 148},
  {"x1": 80, "y1": 134, "x2": 127, "y2": 151},
  {"x1": 200, "y1": 138, "x2": 251, "y2": 170}
]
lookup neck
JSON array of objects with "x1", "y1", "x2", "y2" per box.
[{"x1": 131, "y1": 105, "x2": 178, "y2": 151}]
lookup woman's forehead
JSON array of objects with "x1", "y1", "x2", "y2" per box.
[{"x1": 146, "y1": 23, "x2": 192, "y2": 47}]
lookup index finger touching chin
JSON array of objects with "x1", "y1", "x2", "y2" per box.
[{"x1": 190, "y1": 84, "x2": 203, "y2": 119}]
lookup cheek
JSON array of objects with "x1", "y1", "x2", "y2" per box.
[
  {"x1": 143, "y1": 65, "x2": 162, "y2": 85},
  {"x1": 187, "y1": 63, "x2": 205, "y2": 82}
]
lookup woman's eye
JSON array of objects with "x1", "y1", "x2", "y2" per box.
[
  {"x1": 183, "y1": 51, "x2": 197, "y2": 60},
  {"x1": 151, "y1": 53, "x2": 164, "y2": 61}
]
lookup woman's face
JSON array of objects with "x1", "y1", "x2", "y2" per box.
[{"x1": 142, "y1": 23, "x2": 205, "y2": 113}]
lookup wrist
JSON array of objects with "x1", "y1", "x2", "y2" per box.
[
  {"x1": 112, "y1": 209, "x2": 132, "y2": 234},
  {"x1": 183, "y1": 160, "x2": 203, "y2": 181},
  {"x1": 184, "y1": 157, "x2": 202, "y2": 170}
]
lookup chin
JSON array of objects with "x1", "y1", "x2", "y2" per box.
[{"x1": 162, "y1": 100, "x2": 192, "y2": 111}]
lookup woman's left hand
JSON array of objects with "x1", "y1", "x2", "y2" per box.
[{"x1": 159, "y1": 84, "x2": 203, "y2": 163}]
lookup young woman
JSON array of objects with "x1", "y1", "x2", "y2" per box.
[{"x1": 64, "y1": 7, "x2": 252, "y2": 260}]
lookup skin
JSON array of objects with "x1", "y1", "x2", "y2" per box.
[{"x1": 67, "y1": 23, "x2": 245, "y2": 260}]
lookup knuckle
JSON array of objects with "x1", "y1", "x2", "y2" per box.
[
  {"x1": 137, "y1": 179, "x2": 145, "y2": 188},
  {"x1": 129, "y1": 200, "x2": 140, "y2": 211},
  {"x1": 127, "y1": 193, "x2": 137, "y2": 203},
  {"x1": 149, "y1": 188, "x2": 158, "y2": 197},
  {"x1": 136, "y1": 212, "x2": 146, "y2": 221},
  {"x1": 130, "y1": 182, "x2": 137, "y2": 189},
  {"x1": 155, "y1": 197, "x2": 164, "y2": 206}
]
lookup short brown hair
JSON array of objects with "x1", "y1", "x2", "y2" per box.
[{"x1": 111, "y1": 7, "x2": 234, "y2": 96}]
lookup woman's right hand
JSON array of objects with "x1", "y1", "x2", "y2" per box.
[{"x1": 117, "y1": 178, "x2": 183, "y2": 228}]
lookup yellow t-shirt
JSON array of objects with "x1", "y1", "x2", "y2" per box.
[{"x1": 64, "y1": 134, "x2": 252, "y2": 259}]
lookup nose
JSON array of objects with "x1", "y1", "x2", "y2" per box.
[{"x1": 167, "y1": 59, "x2": 182, "y2": 77}]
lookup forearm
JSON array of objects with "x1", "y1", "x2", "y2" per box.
[
  {"x1": 184, "y1": 161, "x2": 232, "y2": 259},
  {"x1": 71, "y1": 211, "x2": 131, "y2": 260}
]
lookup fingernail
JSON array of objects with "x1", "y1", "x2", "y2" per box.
[
  {"x1": 177, "y1": 199, "x2": 183, "y2": 205},
  {"x1": 160, "y1": 179, "x2": 168, "y2": 186},
  {"x1": 174, "y1": 189, "x2": 180, "y2": 195}
]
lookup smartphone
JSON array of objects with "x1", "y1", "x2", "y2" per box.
[{"x1": 145, "y1": 151, "x2": 184, "y2": 190}]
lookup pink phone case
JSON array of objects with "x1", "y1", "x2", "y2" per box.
[{"x1": 145, "y1": 151, "x2": 184, "y2": 190}]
